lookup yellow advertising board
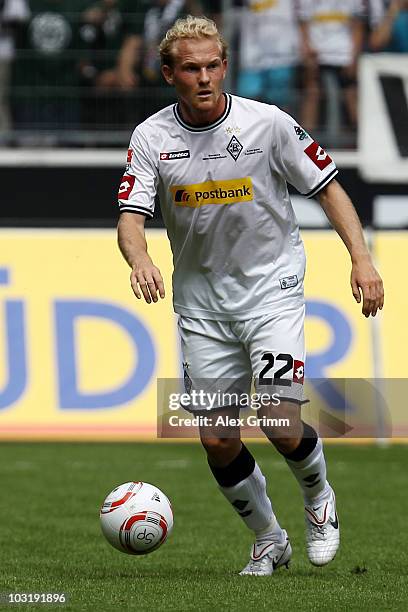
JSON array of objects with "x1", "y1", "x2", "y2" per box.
[
  {"x1": 0, "y1": 229, "x2": 406, "y2": 440},
  {"x1": 304, "y1": 231, "x2": 373, "y2": 378},
  {"x1": 0, "y1": 229, "x2": 178, "y2": 439},
  {"x1": 373, "y1": 232, "x2": 408, "y2": 377}
]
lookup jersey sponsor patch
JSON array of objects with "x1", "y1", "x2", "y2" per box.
[
  {"x1": 170, "y1": 177, "x2": 254, "y2": 208},
  {"x1": 160, "y1": 149, "x2": 190, "y2": 161},
  {"x1": 304, "y1": 142, "x2": 332, "y2": 170},
  {"x1": 126, "y1": 149, "x2": 134, "y2": 170},
  {"x1": 118, "y1": 175, "x2": 136, "y2": 200},
  {"x1": 293, "y1": 360, "x2": 304, "y2": 384},
  {"x1": 279, "y1": 275, "x2": 298, "y2": 289},
  {"x1": 294, "y1": 125, "x2": 309, "y2": 141},
  {"x1": 202, "y1": 152, "x2": 228, "y2": 161}
]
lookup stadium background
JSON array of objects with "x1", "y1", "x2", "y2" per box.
[
  {"x1": 0, "y1": 3, "x2": 407, "y2": 610},
  {"x1": 1, "y1": 225, "x2": 408, "y2": 440},
  {"x1": 1, "y1": 46, "x2": 407, "y2": 440},
  {"x1": 0, "y1": 2, "x2": 407, "y2": 437}
]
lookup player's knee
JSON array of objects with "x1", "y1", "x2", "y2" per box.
[
  {"x1": 258, "y1": 400, "x2": 302, "y2": 444},
  {"x1": 269, "y1": 435, "x2": 301, "y2": 455},
  {"x1": 259, "y1": 421, "x2": 302, "y2": 453},
  {"x1": 200, "y1": 436, "x2": 239, "y2": 460},
  {"x1": 200, "y1": 436, "x2": 231, "y2": 452}
]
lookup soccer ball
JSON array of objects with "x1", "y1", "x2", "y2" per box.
[{"x1": 100, "y1": 481, "x2": 173, "y2": 555}]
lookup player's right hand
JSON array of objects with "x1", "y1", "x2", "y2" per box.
[{"x1": 130, "y1": 261, "x2": 165, "y2": 304}]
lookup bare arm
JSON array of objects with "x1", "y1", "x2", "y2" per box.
[
  {"x1": 369, "y1": 0, "x2": 400, "y2": 51},
  {"x1": 348, "y1": 16, "x2": 364, "y2": 75},
  {"x1": 117, "y1": 212, "x2": 165, "y2": 304},
  {"x1": 317, "y1": 179, "x2": 384, "y2": 317},
  {"x1": 116, "y1": 34, "x2": 142, "y2": 89},
  {"x1": 298, "y1": 21, "x2": 317, "y2": 67}
]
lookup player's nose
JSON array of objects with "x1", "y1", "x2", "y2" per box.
[{"x1": 198, "y1": 68, "x2": 210, "y2": 83}]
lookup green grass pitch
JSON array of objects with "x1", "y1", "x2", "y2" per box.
[{"x1": 0, "y1": 442, "x2": 406, "y2": 611}]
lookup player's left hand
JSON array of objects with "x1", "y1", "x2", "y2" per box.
[{"x1": 350, "y1": 256, "x2": 384, "y2": 317}]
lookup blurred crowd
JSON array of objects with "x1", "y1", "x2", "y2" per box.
[{"x1": 0, "y1": 0, "x2": 406, "y2": 146}]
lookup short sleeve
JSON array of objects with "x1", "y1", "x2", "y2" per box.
[
  {"x1": 270, "y1": 108, "x2": 338, "y2": 199},
  {"x1": 297, "y1": 0, "x2": 311, "y2": 21},
  {"x1": 118, "y1": 127, "x2": 158, "y2": 218},
  {"x1": 352, "y1": 0, "x2": 365, "y2": 19},
  {"x1": 367, "y1": 0, "x2": 386, "y2": 27}
]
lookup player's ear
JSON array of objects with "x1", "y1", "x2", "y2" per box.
[
  {"x1": 162, "y1": 65, "x2": 174, "y2": 85},
  {"x1": 222, "y1": 58, "x2": 228, "y2": 79}
]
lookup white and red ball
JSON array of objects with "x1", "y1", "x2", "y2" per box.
[{"x1": 100, "y1": 481, "x2": 173, "y2": 555}]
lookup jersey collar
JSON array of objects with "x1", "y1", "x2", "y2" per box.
[{"x1": 173, "y1": 93, "x2": 232, "y2": 132}]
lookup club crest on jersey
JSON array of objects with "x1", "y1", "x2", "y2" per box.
[
  {"x1": 293, "y1": 360, "x2": 304, "y2": 384},
  {"x1": 304, "y1": 142, "x2": 332, "y2": 170},
  {"x1": 170, "y1": 178, "x2": 253, "y2": 207},
  {"x1": 183, "y1": 362, "x2": 192, "y2": 394},
  {"x1": 160, "y1": 150, "x2": 190, "y2": 161},
  {"x1": 226, "y1": 136, "x2": 243, "y2": 161}
]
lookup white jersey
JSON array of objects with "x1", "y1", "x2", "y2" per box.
[
  {"x1": 298, "y1": 0, "x2": 364, "y2": 66},
  {"x1": 239, "y1": 0, "x2": 300, "y2": 71},
  {"x1": 365, "y1": 0, "x2": 386, "y2": 28},
  {"x1": 0, "y1": 0, "x2": 30, "y2": 60},
  {"x1": 119, "y1": 94, "x2": 338, "y2": 320}
]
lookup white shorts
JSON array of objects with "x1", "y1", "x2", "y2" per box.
[{"x1": 178, "y1": 303, "x2": 305, "y2": 412}]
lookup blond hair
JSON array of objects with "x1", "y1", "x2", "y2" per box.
[{"x1": 159, "y1": 15, "x2": 228, "y2": 67}]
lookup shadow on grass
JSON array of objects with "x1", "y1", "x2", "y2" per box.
[{"x1": 57, "y1": 563, "x2": 347, "y2": 581}]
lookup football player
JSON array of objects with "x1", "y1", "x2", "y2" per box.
[{"x1": 117, "y1": 16, "x2": 384, "y2": 575}]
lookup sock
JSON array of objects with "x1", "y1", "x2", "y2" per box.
[
  {"x1": 209, "y1": 444, "x2": 283, "y2": 540},
  {"x1": 283, "y1": 422, "x2": 329, "y2": 502}
]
